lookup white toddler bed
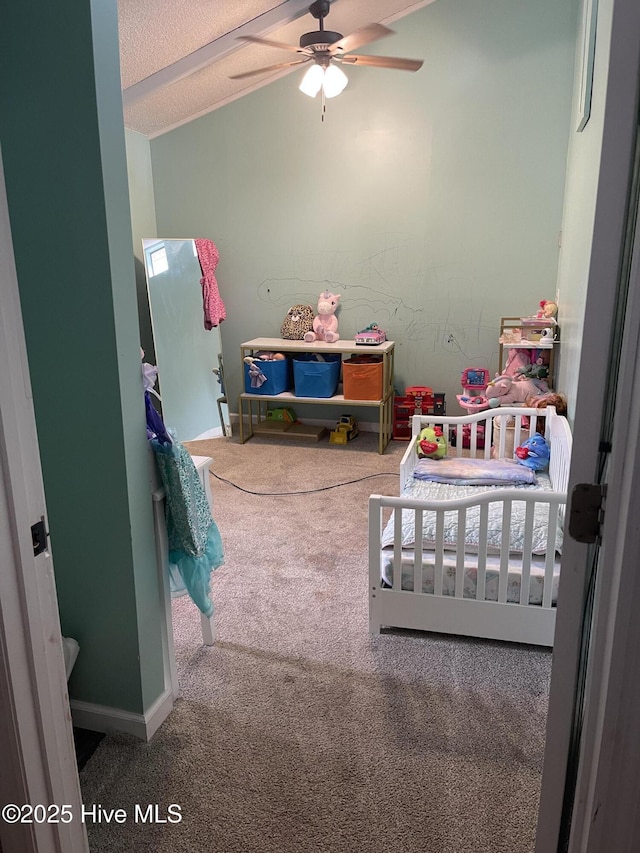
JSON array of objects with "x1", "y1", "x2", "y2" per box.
[{"x1": 369, "y1": 407, "x2": 572, "y2": 646}]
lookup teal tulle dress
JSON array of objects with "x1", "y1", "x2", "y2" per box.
[{"x1": 146, "y1": 391, "x2": 224, "y2": 617}]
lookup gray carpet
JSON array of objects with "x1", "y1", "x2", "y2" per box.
[{"x1": 79, "y1": 430, "x2": 551, "y2": 853}]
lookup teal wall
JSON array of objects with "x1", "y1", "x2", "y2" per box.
[
  {"x1": 0, "y1": 1, "x2": 165, "y2": 714},
  {"x1": 125, "y1": 129, "x2": 158, "y2": 363},
  {"x1": 148, "y1": 0, "x2": 579, "y2": 415}
]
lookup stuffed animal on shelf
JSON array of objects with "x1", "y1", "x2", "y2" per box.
[
  {"x1": 304, "y1": 290, "x2": 341, "y2": 343},
  {"x1": 504, "y1": 349, "x2": 531, "y2": 378},
  {"x1": 280, "y1": 304, "x2": 315, "y2": 340},
  {"x1": 516, "y1": 358, "x2": 549, "y2": 390},
  {"x1": 536, "y1": 299, "x2": 558, "y2": 321},
  {"x1": 515, "y1": 433, "x2": 551, "y2": 471},
  {"x1": 486, "y1": 374, "x2": 543, "y2": 407},
  {"x1": 517, "y1": 358, "x2": 548, "y2": 380},
  {"x1": 417, "y1": 425, "x2": 448, "y2": 459}
]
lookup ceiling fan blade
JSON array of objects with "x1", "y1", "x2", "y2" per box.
[
  {"x1": 328, "y1": 23, "x2": 393, "y2": 56},
  {"x1": 236, "y1": 34, "x2": 309, "y2": 54},
  {"x1": 339, "y1": 54, "x2": 424, "y2": 72},
  {"x1": 229, "y1": 58, "x2": 311, "y2": 80}
]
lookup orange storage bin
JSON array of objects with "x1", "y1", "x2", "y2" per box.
[{"x1": 342, "y1": 357, "x2": 383, "y2": 400}]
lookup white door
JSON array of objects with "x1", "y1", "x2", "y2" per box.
[
  {"x1": 536, "y1": 0, "x2": 640, "y2": 849},
  {"x1": 0, "y1": 147, "x2": 88, "y2": 852}
]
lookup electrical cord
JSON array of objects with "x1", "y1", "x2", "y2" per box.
[{"x1": 209, "y1": 470, "x2": 397, "y2": 497}]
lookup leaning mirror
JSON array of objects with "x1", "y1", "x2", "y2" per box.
[{"x1": 143, "y1": 238, "x2": 228, "y2": 442}]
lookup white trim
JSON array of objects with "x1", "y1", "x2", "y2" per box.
[
  {"x1": 0, "y1": 145, "x2": 88, "y2": 852},
  {"x1": 191, "y1": 426, "x2": 224, "y2": 441},
  {"x1": 70, "y1": 688, "x2": 174, "y2": 742}
]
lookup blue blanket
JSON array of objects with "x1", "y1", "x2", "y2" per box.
[{"x1": 413, "y1": 457, "x2": 537, "y2": 486}]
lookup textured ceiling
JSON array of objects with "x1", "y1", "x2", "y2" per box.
[{"x1": 117, "y1": 0, "x2": 433, "y2": 138}]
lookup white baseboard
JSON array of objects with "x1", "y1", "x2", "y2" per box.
[
  {"x1": 191, "y1": 426, "x2": 224, "y2": 441},
  {"x1": 70, "y1": 687, "x2": 174, "y2": 741}
]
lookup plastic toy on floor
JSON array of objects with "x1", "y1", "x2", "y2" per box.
[
  {"x1": 266, "y1": 407, "x2": 296, "y2": 424},
  {"x1": 515, "y1": 433, "x2": 551, "y2": 471},
  {"x1": 329, "y1": 415, "x2": 359, "y2": 444},
  {"x1": 417, "y1": 425, "x2": 447, "y2": 459}
]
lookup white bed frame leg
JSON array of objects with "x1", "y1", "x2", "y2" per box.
[
  {"x1": 152, "y1": 488, "x2": 181, "y2": 700},
  {"x1": 368, "y1": 495, "x2": 383, "y2": 635},
  {"x1": 200, "y1": 612, "x2": 215, "y2": 646}
]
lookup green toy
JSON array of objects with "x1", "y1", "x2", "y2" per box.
[
  {"x1": 266, "y1": 407, "x2": 296, "y2": 423},
  {"x1": 417, "y1": 425, "x2": 447, "y2": 459}
]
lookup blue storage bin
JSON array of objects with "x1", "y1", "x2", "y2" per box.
[
  {"x1": 293, "y1": 354, "x2": 342, "y2": 398},
  {"x1": 244, "y1": 358, "x2": 291, "y2": 395}
]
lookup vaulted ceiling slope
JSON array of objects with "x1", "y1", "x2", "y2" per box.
[{"x1": 117, "y1": 0, "x2": 433, "y2": 138}]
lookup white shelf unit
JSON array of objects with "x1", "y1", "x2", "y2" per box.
[
  {"x1": 238, "y1": 337, "x2": 395, "y2": 454},
  {"x1": 498, "y1": 316, "x2": 559, "y2": 387}
]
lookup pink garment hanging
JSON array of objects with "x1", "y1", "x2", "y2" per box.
[{"x1": 195, "y1": 238, "x2": 226, "y2": 330}]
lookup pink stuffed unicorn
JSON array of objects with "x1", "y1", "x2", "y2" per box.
[
  {"x1": 304, "y1": 290, "x2": 341, "y2": 343},
  {"x1": 485, "y1": 374, "x2": 543, "y2": 407}
]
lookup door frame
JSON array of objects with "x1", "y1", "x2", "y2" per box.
[
  {"x1": 536, "y1": 0, "x2": 640, "y2": 849},
  {"x1": 568, "y1": 185, "x2": 640, "y2": 851},
  {"x1": 0, "y1": 146, "x2": 88, "y2": 852}
]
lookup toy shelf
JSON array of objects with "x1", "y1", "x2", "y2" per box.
[
  {"x1": 238, "y1": 338, "x2": 395, "y2": 454},
  {"x1": 498, "y1": 316, "x2": 559, "y2": 387}
]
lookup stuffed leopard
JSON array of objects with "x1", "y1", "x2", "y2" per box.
[{"x1": 280, "y1": 304, "x2": 315, "y2": 340}]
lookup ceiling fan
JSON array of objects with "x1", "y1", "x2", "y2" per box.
[{"x1": 229, "y1": 0, "x2": 424, "y2": 100}]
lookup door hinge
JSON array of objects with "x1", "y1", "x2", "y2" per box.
[
  {"x1": 568, "y1": 483, "x2": 605, "y2": 544},
  {"x1": 31, "y1": 516, "x2": 49, "y2": 557}
]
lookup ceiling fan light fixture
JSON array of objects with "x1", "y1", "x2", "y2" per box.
[
  {"x1": 322, "y1": 64, "x2": 348, "y2": 98},
  {"x1": 299, "y1": 63, "x2": 324, "y2": 97},
  {"x1": 299, "y1": 62, "x2": 348, "y2": 99}
]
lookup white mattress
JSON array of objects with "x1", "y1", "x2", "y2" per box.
[{"x1": 380, "y1": 549, "x2": 560, "y2": 605}]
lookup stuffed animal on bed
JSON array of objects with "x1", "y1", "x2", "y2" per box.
[
  {"x1": 485, "y1": 374, "x2": 543, "y2": 407},
  {"x1": 515, "y1": 433, "x2": 551, "y2": 471},
  {"x1": 304, "y1": 290, "x2": 341, "y2": 343},
  {"x1": 417, "y1": 426, "x2": 447, "y2": 459}
]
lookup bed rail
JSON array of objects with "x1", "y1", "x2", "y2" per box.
[{"x1": 369, "y1": 488, "x2": 565, "y2": 645}]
